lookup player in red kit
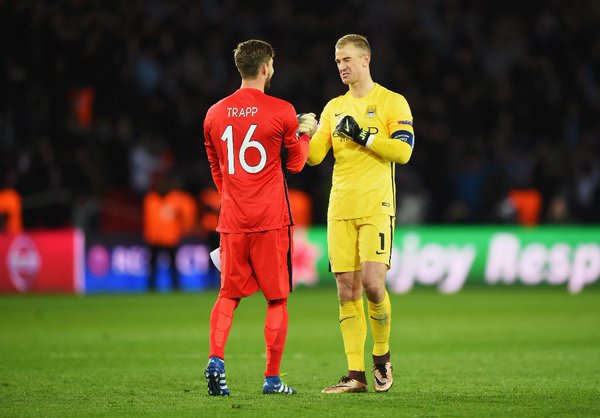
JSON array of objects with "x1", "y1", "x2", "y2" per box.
[{"x1": 202, "y1": 39, "x2": 317, "y2": 396}]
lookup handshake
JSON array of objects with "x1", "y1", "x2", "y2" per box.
[
  {"x1": 297, "y1": 113, "x2": 318, "y2": 138},
  {"x1": 296, "y1": 113, "x2": 372, "y2": 146}
]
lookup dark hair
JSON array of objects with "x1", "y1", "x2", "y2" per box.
[{"x1": 233, "y1": 39, "x2": 275, "y2": 79}]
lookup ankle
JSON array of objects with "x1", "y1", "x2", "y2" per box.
[
  {"x1": 348, "y1": 370, "x2": 367, "y2": 385},
  {"x1": 372, "y1": 351, "x2": 390, "y2": 365},
  {"x1": 265, "y1": 376, "x2": 281, "y2": 385}
]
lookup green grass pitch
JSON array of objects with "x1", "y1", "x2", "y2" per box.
[{"x1": 1, "y1": 286, "x2": 599, "y2": 417}]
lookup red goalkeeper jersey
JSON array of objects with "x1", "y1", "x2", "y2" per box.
[{"x1": 203, "y1": 88, "x2": 309, "y2": 233}]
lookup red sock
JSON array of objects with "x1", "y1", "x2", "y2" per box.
[
  {"x1": 264, "y1": 298, "x2": 288, "y2": 377},
  {"x1": 209, "y1": 297, "x2": 239, "y2": 359}
]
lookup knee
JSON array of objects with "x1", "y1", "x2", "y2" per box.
[
  {"x1": 363, "y1": 281, "x2": 385, "y2": 303},
  {"x1": 267, "y1": 298, "x2": 287, "y2": 307},
  {"x1": 336, "y1": 281, "x2": 360, "y2": 302}
]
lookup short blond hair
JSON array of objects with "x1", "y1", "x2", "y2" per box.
[{"x1": 335, "y1": 34, "x2": 371, "y2": 54}]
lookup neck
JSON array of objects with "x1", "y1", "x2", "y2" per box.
[
  {"x1": 240, "y1": 78, "x2": 265, "y2": 92},
  {"x1": 348, "y1": 76, "x2": 375, "y2": 98}
]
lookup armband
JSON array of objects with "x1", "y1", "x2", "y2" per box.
[{"x1": 391, "y1": 130, "x2": 414, "y2": 148}]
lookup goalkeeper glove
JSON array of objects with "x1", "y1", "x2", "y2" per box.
[
  {"x1": 335, "y1": 115, "x2": 371, "y2": 146},
  {"x1": 297, "y1": 112, "x2": 318, "y2": 138}
]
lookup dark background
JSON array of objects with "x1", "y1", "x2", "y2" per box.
[{"x1": 1, "y1": 0, "x2": 599, "y2": 231}]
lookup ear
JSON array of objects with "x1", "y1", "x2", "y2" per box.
[
  {"x1": 362, "y1": 53, "x2": 371, "y2": 67},
  {"x1": 259, "y1": 62, "x2": 268, "y2": 76}
]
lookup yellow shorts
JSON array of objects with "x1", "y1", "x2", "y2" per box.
[{"x1": 328, "y1": 214, "x2": 395, "y2": 273}]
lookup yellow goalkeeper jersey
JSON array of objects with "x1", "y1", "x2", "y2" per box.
[{"x1": 308, "y1": 83, "x2": 414, "y2": 220}]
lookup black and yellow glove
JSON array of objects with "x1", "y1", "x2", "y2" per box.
[{"x1": 335, "y1": 115, "x2": 371, "y2": 146}]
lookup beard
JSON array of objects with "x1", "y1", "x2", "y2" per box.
[{"x1": 264, "y1": 74, "x2": 272, "y2": 91}]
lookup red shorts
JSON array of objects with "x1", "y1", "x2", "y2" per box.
[{"x1": 219, "y1": 226, "x2": 293, "y2": 300}]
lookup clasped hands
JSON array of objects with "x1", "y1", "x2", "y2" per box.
[{"x1": 297, "y1": 113, "x2": 318, "y2": 138}]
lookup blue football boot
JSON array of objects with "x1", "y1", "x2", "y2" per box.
[
  {"x1": 205, "y1": 357, "x2": 230, "y2": 396},
  {"x1": 262, "y1": 376, "x2": 297, "y2": 395}
]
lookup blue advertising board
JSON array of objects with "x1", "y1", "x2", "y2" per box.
[{"x1": 84, "y1": 235, "x2": 219, "y2": 293}]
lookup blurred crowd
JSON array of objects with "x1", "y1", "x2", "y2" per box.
[{"x1": 1, "y1": 0, "x2": 599, "y2": 233}]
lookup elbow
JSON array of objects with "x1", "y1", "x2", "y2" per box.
[
  {"x1": 395, "y1": 144, "x2": 413, "y2": 165},
  {"x1": 286, "y1": 161, "x2": 305, "y2": 173},
  {"x1": 287, "y1": 166, "x2": 303, "y2": 174},
  {"x1": 306, "y1": 155, "x2": 323, "y2": 166},
  {"x1": 397, "y1": 152, "x2": 412, "y2": 165}
]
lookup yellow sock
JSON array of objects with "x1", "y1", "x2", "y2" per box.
[
  {"x1": 368, "y1": 291, "x2": 391, "y2": 356},
  {"x1": 339, "y1": 299, "x2": 366, "y2": 371}
]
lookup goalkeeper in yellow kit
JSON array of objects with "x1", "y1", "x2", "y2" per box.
[{"x1": 307, "y1": 34, "x2": 414, "y2": 393}]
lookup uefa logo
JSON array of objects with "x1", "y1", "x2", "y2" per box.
[
  {"x1": 87, "y1": 245, "x2": 110, "y2": 277},
  {"x1": 7, "y1": 235, "x2": 41, "y2": 292}
]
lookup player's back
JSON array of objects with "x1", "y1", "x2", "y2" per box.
[{"x1": 204, "y1": 88, "x2": 297, "y2": 233}]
